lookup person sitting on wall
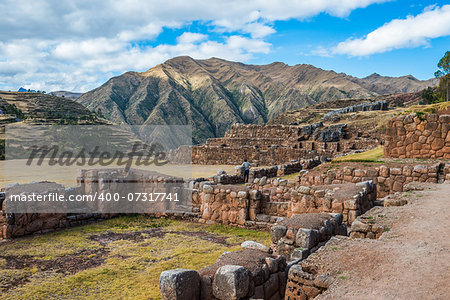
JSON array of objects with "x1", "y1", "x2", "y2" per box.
[{"x1": 241, "y1": 159, "x2": 251, "y2": 183}]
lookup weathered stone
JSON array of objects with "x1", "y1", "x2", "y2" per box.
[
  {"x1": 291, "y1": 248, "x2": 310, "y2": 260},
  {"x1": 351, "y1": 219, "x2": 370, "y2": 233},
  {"x1": 200, "y1": 275, "x2": 213, "y2": 300},
  {"x1": 295, "y1": 229, "x2": 319, "y2": 249},
  {"x1": 160, "y1": 269, "x2": 200, "y2": 300},
  {"x1": 265, "y1": 257, "x2": 278, "y2": 273},
  {"x1": 213, "y1": 265, "x2": 251, "y2": 300},
  {"x1": 264, "y1": 273, "x2": 279, "y2": 299},
  {"x1": 241, "y1": 241, "x2": 270, "y2": 253},
  {"x1": 271, "y1": 225, "x2": 287, "y2": 243}
]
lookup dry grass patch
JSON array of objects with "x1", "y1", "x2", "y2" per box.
[{"x1": 0, "y1": 216, "x2": 269, "y2": 299}]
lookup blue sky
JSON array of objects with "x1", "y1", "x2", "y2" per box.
[{"x1": 0, "y1": 0, "x2": 449, "y2": 92}]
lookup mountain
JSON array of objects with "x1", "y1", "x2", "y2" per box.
[
  {"x1": 18, "y1": 87, "x2": 37, "y2": 93},
  {"x1": 77, "y1": 56, "x2": 435, "y2": 144},
  {"x1": 49, "y1": 91, "x2": 83, "y2": 100}
]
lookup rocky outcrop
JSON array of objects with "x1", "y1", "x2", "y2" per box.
[{"x1": 322, "y1": 101, "x2": 387, "y2": 120}]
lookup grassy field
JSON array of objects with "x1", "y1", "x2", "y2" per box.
[
  {"x1": 0, "y1": 216, "x2": 270, "y2": 299},
  {"x1": 332, "y1": 146, "x2": 384, "y2": 163}
]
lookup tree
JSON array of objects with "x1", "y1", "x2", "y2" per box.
[
  {"x1": 434, "y1": 51, "x2": 450, "y2": 102},
  {"x1": 421, "y1": 87, "x2": 438, "y2": 104}
]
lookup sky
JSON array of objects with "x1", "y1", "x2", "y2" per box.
[{"x1": 0, "y1": 0, "x2": 449, "y2": 93}]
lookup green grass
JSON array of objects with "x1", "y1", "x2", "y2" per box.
[
  {"x1": 0, "y1": 216, "x2": 270, "y2": 299},
  {"x1": 332, "y1": 146, "x2": 384, "y2": 163}
]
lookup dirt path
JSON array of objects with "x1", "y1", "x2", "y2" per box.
[{"x1": 315, "y1": 182, "x2": 450, "y2": 300}]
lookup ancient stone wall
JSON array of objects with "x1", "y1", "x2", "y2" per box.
[
  {"x1": 171, "y1": 123, "x2": 379, "y2": 165},
  {"x1": 285, "y1": 263, "x2": 332, "y2": 299},
  {"x1": 0, "y1": 182, "x2": 117, "y2": 239},
  {"x1": 1, "y1": 169, "x2": 190, "y2": 240},
  {"x1": 208, "y1": 158, "x2": 321, "y2": 185},
  {"x1": 160, "y1": 246, "x2": 287, "y2": 300},
  {"x1": 270, "y1": 213, "x2": 347, "y2": 260},
  {"x1": 192, "y1": 178, "x2": 376, "y2": 229},
  {"x1": 251, "y1": 179, "x2": 376, "y2": 224},
  {"x1": 297, "y1": 163, "x2": 442, "y2": 198},
  {"x1": 191, "y1": 145, "x2": 333, "y2": 165},
  {"x1": 384, "y1": 113, "x2": 450, "y2": 159}
]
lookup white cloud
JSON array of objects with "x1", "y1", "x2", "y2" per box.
[
  {"x1": 0, "y1": 0, "x2": 387, "y2": 91},
  {"x1": 333, "y1": 4, "x2": 450, "y2": 56}
]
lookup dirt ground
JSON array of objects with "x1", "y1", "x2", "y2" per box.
[{"x1": 304, "y1": 182, "x2": 450, "y2": 300}]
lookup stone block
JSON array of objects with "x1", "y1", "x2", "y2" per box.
[
  {"x1": 160, "y1": 269, "x2": 200, "y2": 300},
  {"x1": 265, "y1": 257, "x2": 278, "y2": 273},
  {"x1": 241, "y1": 241, "x2": 270, "y2": 253},
  {"x1": 264, "y1": 273, "x2": 279, "y2": 299},
  {"x1": 351, "y1": 219, "x2": 370, "y2": 233},
  {"x1": 271, "y1": 225, "x2": 287, "y2": 243},
  {"x1": 291, "y1": 248, "x2": 310, "y2": 260},
  {"x1": 213, "y1": 265, "x2": 251, "y2": 300},
  {"x1": 295, "y1": 229, "x2": 319, "y2": 249}
]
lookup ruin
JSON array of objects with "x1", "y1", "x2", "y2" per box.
[
  {"x1": 384, "y1": 113, "x2": 450, "y2": 159},
  {"x1": 179, "y1": 123, "x2": 379, "y2": 165},
  {"x1": 1, "y1": 110, "x2": 449, "y2": 299}
]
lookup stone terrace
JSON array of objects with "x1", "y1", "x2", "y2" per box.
[{"x1": 186, "y1": 123, "x2": 379, "y2": 165}]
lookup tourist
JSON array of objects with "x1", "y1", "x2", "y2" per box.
[{"x1": 242, "y1": 159, "x2": 251, "y2": 183}]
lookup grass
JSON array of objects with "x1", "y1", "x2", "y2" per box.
[
  {"x1": 0, "y1": 216, "x2": 270, "y2": 299},
  {"x1": 397, "y1": 101, "x2": 450, "y2": 116},
  {"x1": 332, "y1": 146, "x2": 384, "y2": 163}
]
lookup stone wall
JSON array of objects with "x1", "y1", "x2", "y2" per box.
[
  {"x1": 252, "y1": 180, "x2": 376, "y2": 223},
  {"x1": 160, "y1": 245, "x2": 287, "y2": 300},
  {"x1": 191, "y1": 179, "x2": 376, "y2": 229},
  {"x1": 384, "y1": 113, "x2": 450, "y2": 159},
  {"x1": 191, "y1": 145, "x2": 334, "y2": 166},
  {"x1": 297, "y1": 163, "x2": 442, "y2": 198},
  {"x1": 445, "y1": 163, "x2": 450, "y2": 181},
  {"x1": 209, "y1": 158, "x2": 322, "y2": 185},
  {"x1": 1, "y1": 169, "x2": 191, "y2": 240},
  {"x1": 270, "y1": 213, "x2": 347, "y2": 260},
  {"x1": 171, "y1": 123, "x2": 379, "y2": 165},
  {"x1": 285, "y1": 263, "x2": 332, "y2": 299},
  {"x1": 0, "y1": 182, "x2": 117, "y2": 239},
  {"x1": 194, "y1": 184, "x2": 261, "y2": 226}
]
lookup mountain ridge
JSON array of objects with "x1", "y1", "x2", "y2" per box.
[{"x1": 77, "y1": 56, "x2": 436, "y2": 143}]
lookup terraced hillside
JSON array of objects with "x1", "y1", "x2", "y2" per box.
[
  {"x1": 0, "y1": 91, "x2": 108, "y2": 159},
  {"x1": 0, "y1": 91, "x2": 104, "y2": 125}
]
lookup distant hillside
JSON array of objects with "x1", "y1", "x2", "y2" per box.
[
  {"x1": 269, "y1": 91, "x2": 424, "y2": 125},
  {"x1": 49, "y1": 91, "x2": 83, "y2": 100},
  {"x1": 0, "y1": 91, "x2": 105, "y2": 125},
  {"x1": 77, "y1": 56, "x2": 435, "y2": 143},
  {"x1": 0, "y1": 91, "x2": 108, "y2": 159}
]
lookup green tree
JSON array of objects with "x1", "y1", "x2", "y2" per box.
[
  {"x1": 421, "y1": 87, "x2": 438, "y2": 104},
  {"x1": 434, "y1": 51, "x2": 450, "y2": 102}
]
